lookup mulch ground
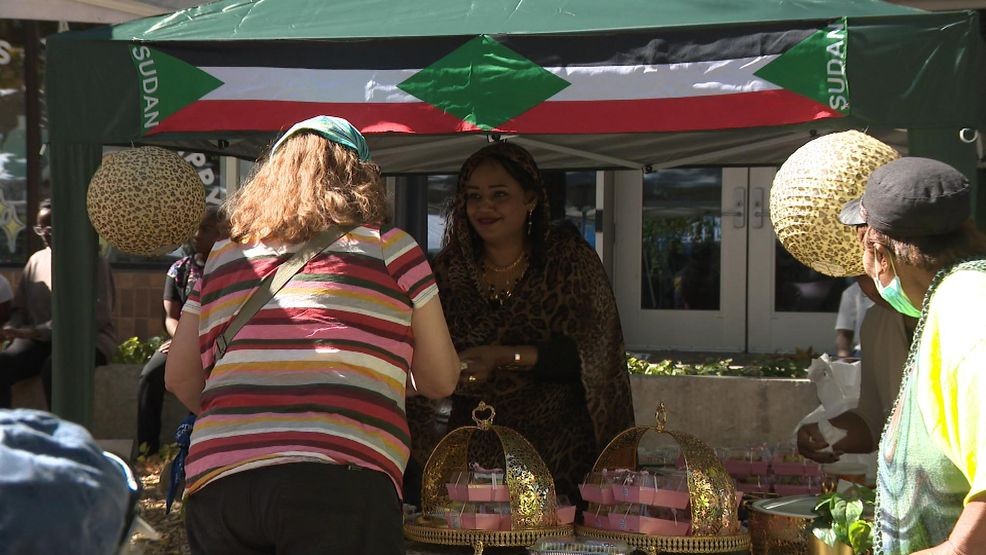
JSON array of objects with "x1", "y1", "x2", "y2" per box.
[{"x1": 131, "y1": 455, "x2": 190, "y2": 555}]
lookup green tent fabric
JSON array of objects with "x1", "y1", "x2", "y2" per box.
[
  {"x1": 102, "y1": 0, "x2": 921, "y2": 39},
  {"x1": 44, "y1": 0, "x2": 986, "y2": 424}
]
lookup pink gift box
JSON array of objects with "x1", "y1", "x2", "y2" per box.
[
  {"x1": 445, "y1": 483, "x2": 509, "y2": 502},
  {"x1": 722, "y1": 460, "x2": 752, "y2": 475},
  {"x1": 579, "y1": 483, "x2": 615, "y2": 505},
  {"x1": 771, "y1": 461, "x2": 808, "y2": 476},
  {"x1": 446, "y1": 512, "x2": 507, "y2": 530},
  {"x1": 772, "y1": 454, "x2": 821, "y2": 476},
  {"x1": 556, "y1": 505, "x2": 576, "y2": 525},
  {"x1": 467, "y1": 513, "x2": 506, "y2": 531},
  {"x1": 608, "y1": 513, "x2": 691, "y2": 536},
  {"x1": 612, "y1": 484, "x2": 656, "y2": 505},
  {"x1": 724, "y1": 460, "x2": 769, "y2": 476},
  {"x1": 607, "y1": 513, "x2": 631, "y2": 532},
  {"x1": 582, "y1": 511, "x2": 608, "y2": 528},
  {"x1": 651, "y1": 489, "x2": 690, "y2": 510},
  {"x1": 446, "y1": 483, "x2": 468, "y2": 500}
]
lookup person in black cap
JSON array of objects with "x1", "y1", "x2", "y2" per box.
[{"x1": 838, "y1": 157, "x2": 986, "y2": 555}]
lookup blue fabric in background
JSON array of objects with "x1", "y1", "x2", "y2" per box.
[
  {"x1": 0, "y1": 409, "x2": 129, "y2": 555},
  {"x1": 166, "y1": 413, "x2": 195, "y2": 514}
]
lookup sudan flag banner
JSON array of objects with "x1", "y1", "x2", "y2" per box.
[{"x1": 131, "y1": 19, "x2": 849, "y2": 137}]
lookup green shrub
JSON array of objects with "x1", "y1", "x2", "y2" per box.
[
  {"x1": 113, "y1": 336, "x2": 164, "y2": 364},
  {"x1": 626, "y1": 348, "x2": 814, "y2": 379}
]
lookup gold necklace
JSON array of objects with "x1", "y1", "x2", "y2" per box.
[
  {"x1": 485, "y1": 250, "x2": 526, "y2": 273},
  {"x1": 478, "y1": 259, "x2": 528, "y2": 307}
]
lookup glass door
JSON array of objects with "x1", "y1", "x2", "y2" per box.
[
  {"x1": 746, "y1": 167, "x2": 843, "y2": 354},
  {"x1": 612, "y1": 168, "x2": 748, "y2": 352},
  {"x1": 612, "y1": 167, "x2": 844, "y2": 354}
]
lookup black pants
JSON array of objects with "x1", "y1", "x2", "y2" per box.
[
  {"x1": 185, "y1": 462, "x2": 405, "y2": 555},
  {"x1": 137, "y1": 350, "x2": 167, "y2": 455},
  {"x1": 0, "y1": 339, "x2": 107, "y2": 409},
  {"x1": 0, "y1": 339, "x2": 51, "y2": 408}
]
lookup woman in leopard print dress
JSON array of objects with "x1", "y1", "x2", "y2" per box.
[{"x1": 408, "y1": 142, "x2": 633, "y2": 506}]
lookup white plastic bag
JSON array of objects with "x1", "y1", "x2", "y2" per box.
[
  {"x1": 796, "y1": 354, "x2": 862, "y2": 450},
  {"x1": 796, "y1": 354, "x2": 875, "y2": 479},
  {"x1": 807, "y1": 353, "x2": 861, "y2": 417}
]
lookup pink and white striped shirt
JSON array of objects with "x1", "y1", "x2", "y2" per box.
[{"x1": 182, "y1": 225, "x2": 437, "y2": 497}]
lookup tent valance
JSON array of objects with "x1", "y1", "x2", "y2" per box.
[{"x1": 47, "y1": 1, "x2": 986, "y2": 170}]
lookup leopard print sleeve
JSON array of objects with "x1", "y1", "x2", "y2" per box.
[{"x1": 546, "y1": 226, "x2": 635, "y2": 448}]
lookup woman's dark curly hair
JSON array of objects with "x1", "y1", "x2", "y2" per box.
[{"x1": 442, "y1": 142, "x2": 551, "y2": 267}]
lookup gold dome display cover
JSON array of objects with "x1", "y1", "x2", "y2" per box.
[
  {"x1": 87, "y1": 146, "x2": 206, "y2": 255},
  {"x1": 574, "y1": 403, "x2": 751, "y2": 555},
  {"x1": 404, "y1": 402, "x2": 572, "y2": 555}
]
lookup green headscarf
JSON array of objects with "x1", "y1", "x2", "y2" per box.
[{"x1": 271, "y1": 115, "x2": 371, "y2": 161}]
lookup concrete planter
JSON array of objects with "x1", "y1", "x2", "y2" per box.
[
  {"x1": 92, "y1": 363, "x2": 188, "y2": 451},
  {"x1": 629, "y1": 374, "x2": 817, "y2": 449},
  {"x1": 82, "y1": 368, "x2": 816, "y2": 454}
]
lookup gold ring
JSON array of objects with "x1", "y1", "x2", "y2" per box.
[{"x1": 467, "y1": 375, "x2": 477, "y2": 382}]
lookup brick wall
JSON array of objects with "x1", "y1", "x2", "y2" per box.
[
  {"x1": 112, "y1": 269, "x2": 168, "y2": 342},
  {"x1": 0, "y1": 266, "x2": 168, "y2": 349}
]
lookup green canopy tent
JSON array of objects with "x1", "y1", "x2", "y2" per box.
[{"x1": 45, "y1": 0, "x2": 986, "y2": 424}]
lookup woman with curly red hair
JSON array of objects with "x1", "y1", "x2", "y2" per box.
[{"x1": 166, "y1": 115, "x2": 459, "y2": 554}]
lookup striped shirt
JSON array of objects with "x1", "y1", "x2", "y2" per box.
[{"x1": 181, "y1": 225, "x2": 437, "y2": 498}]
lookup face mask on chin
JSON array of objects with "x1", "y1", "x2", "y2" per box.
[{"x1": 873, "y1": 253, "x2": 922, "y2": 318}]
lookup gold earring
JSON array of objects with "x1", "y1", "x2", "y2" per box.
[{"x1": 527, "y1": 209, "x2": 534, "y2": 235}]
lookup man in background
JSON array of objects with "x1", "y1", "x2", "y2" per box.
[
  {"x1": 137, "y1": 206, "x2": 225, "y2": 456},
  {"x1": 834, "y1": 280, "x2": 874, "y2": 359},
  {"x1": 0, "y1": 198, "x2": 116, "y2": 408}
]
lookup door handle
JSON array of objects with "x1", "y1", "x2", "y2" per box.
[
  {"x1": 751, "y1": 187, "x2": 765, "y2": 229},
  {"x1": 720, "y1": 187, "x2": 746, "y2": 228}
]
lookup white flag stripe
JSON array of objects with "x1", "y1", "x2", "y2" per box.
[
  {"x1": 199, "y1": 55, "x2": 781, "y2": 104},
  {"x1": 545, "y1": 56, "x2": 780, "y2": 100},
  {"x1": 201, "y1": 67, "x2": 422, "y2": 103}
]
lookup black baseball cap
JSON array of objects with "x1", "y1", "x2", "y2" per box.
[{"x1": 839, "y1": 157, "x2": 970, "y2": 237}]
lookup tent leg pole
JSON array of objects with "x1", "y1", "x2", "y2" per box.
[{"x1": 50, "y1": 142, "x2": 101, "y2": 427}]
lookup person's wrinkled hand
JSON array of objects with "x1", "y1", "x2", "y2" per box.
[
  {"x1": 158, "y1": 339, "x2": 172, "y2": 354},
  {"x1": 797, "y1": 422, "x2": 842, "y2": 464},
  {"x1": 458, "y1": 345, "x2": 499, "y2": 385},
  {"x1": 910, "y1": 541, "x2": 960, "y2": 555}
]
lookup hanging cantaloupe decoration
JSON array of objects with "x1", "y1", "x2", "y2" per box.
[
  {"x1": 87, "y1": 146, "x2": 205, "y2": 255},
  {"x1": 770, "y1": 131, "x2": 899, "y2": 277}
]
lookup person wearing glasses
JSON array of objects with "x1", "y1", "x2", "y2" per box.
[{"x1": 0, "y1": 198, "x2": 117, "y2": 408}]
